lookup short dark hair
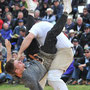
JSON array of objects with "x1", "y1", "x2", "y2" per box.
[{"x1": 5, "y1": 59, "x2": 15, "y2": 75}]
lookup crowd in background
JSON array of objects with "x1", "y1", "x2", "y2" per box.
[{"x1": 0, "y1": 0, "x2": 90, "y2": 85}]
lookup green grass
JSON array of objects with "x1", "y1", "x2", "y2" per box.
[{"x1": 0, "y1": 84, "x2": 90, "y2": 90}]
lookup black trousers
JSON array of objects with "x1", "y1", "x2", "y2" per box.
[{"x1": 41, "y1": 13, "x2": 67, "y2": 54}]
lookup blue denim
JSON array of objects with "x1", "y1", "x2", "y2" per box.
[
  {"x1": 86, "y1": 66, "x2": 90, "y2": 80},
  {"x1": 72, "y1": 67, "x2": 80, "y2": 80},
  {"x1": 0, "y1": 73, "x2": 6, "y2": 82}
]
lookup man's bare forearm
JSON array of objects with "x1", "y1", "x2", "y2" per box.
[
  {"x1": 5, "y1": 40, "x2": 12, "y2": 62},
  {"x1": 18, "y1": 33, "x2": 35, "y2": 59}
]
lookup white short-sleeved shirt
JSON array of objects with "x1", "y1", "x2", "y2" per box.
[{"x1": 29, "y1": 21, "x2": 73, "y2": 49}]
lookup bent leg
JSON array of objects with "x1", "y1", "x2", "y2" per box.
[{"x1": 41, "y1": 13, "x2": 68, "y2": 54}]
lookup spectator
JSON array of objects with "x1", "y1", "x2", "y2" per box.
[
  {"x1": 0, "y1": 0, "x2": 8, "y2": 14},
  {"x1": 2, "y1": 6, "x2": 11, "y2": 21},
  {"x1": 81, "y1": 8, "x2": 90, "y2": 24},
  {"x1": 14, "y1": 11, "x2": 26, "y2": 27},
  {"x1": 68, "y1": 29, "x2": 77, "y2": 42},
  {"x1": 52, "y1": 0, "x2": 63, "y2": 21},
  {"x1": 13, "y1": 19, "x2": 26, "y2": 35},
  {"x1": 42, "y1": 8, "x2": 56, "y2": 24},
  {"x1": 65, "y1": 16, "x2": 75, "y2": 33},
  {"x1": 12, "y1": 3, "x2": 21, "y2": 18},
  {"x1": 17, "y1": 28, "x2": 26, "y2": 50},
  {"x1": 4, "y1": 13, "x2": 13, "y2": 27},
  {"x1": 71, "y1": 45, "x2": 90, "y2": 85},
  {"x1": 12, "y1": 50, "x2": 18, "y2": 59},
  {"x1": 34, "y1": 10, "x2": 41, "y2": 22},
  {"x1": 72, "y1": 38, "x2": 84, "y2": 59},
  {"x1": 0, "y1": 23, "x2": 13, "y2": 40},
  {"x1": 40, "y1": 2, "x2": 48, "y2": 18},
  {"x1": 20, "y1": 4, "x2": 28, "y2": 18},
  {"x1": 73, "y1": 17, "x2": 86, "y2": 39},
  {"x1": 80, "y1": 26, "x2": 90, "y2": 48}
]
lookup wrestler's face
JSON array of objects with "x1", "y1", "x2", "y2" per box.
[{"x1": 14, "y1": 60, "x2": 25, "y2": 74}]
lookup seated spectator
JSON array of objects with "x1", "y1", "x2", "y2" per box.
[
  {"x1": 13, "y1": 11, "x2": 26, "y2": 27},
  {"x1": 4, "y1": 12, "x2": 13, "y2": 27},
  {"x1": 17, "y1": 28, "x2": 26, "y2": 50},
  {"x1": 40, "y1": 2, "x2": 48, "y2": 18},
  {"x1": 12, "y1": 50, "x2": 18, "y2": 59},
  {"x1": 68, "y1": 29, "x2": 77, "y2": 42},
  {"x1": 2, "y1": 6, "x2": 11, "y2": 21},
  {"x1": 71, "y1": 45, "x2": 90, "y2": 85},
  {"x1": 0, "y1": 23, "x2": 13, "y2": 40},
  {"x1": 65, "y1": 16, "x2": 75, "y2": 33},
  {"x1": 34, "y1": 10, "x2": 41, "y2": 22},
  {"x1": 72, "y1": 39, "x2": 84, "y2": 59},
  {"x1": 0, "y1": 0, "x2": 8, "y2": 14},
  {"x1": 80, "y1": 26, "x2": 90, "y2": 48},
  {"x1": 12, "y1": 3, "x2": 21, "y2": 18},
  {"x1": 0, "y1": 52, "x2": 6, "y2": 83},
  {"x1": 73, "y1": 17, "x2": 86, "y2": 38},
  {"x1": 81, "y1": 8, "x2": 90, "y2": 24},
  {"x1": 52, "y1": 0, "x2": 63, "y2": 21},
  {"x1": 13, "y1": 19, "x2": 26, "y2": 35},
  {"x1": 20, "y1": 4, "x2": 28, "y2": 18},
  {"x1": 42, "y1": 8, "x2": 56, "y2": 24}
]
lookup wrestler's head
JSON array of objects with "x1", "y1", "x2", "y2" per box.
[{"x1": 5, "y1": 59, "x2": 25, "y2": 77}]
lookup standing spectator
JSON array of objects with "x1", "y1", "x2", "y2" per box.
[
  {"x1": 71, "y1": 0, "x2": 79, "y2": 19},
  {"x1": 0, "y1": 23, "x2": 13, "y2": 40},
  {"x1": 80, "y1": 26, "x2": 90, "y2": 48},
  {"x1": 42, "y1": 8, "x2": 56, "y2": 24},
  {"x1": 81, "y1": 8, "x2": 90, "y2": 24},
  {"x1": 52, "y1": 0, "x2": 63, "y2": 21}
]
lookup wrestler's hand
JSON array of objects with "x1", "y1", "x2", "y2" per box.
[
  {"x1": 17, "y1": 52, "x2": 22, "y2": 60},
  {"x1": 5, "y1": 39, "x2": 11, "y2": 51}
]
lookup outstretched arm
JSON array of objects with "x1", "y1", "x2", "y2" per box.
[{"x1": 5, "y1": 39, "x2": 12, "y2": 62}]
